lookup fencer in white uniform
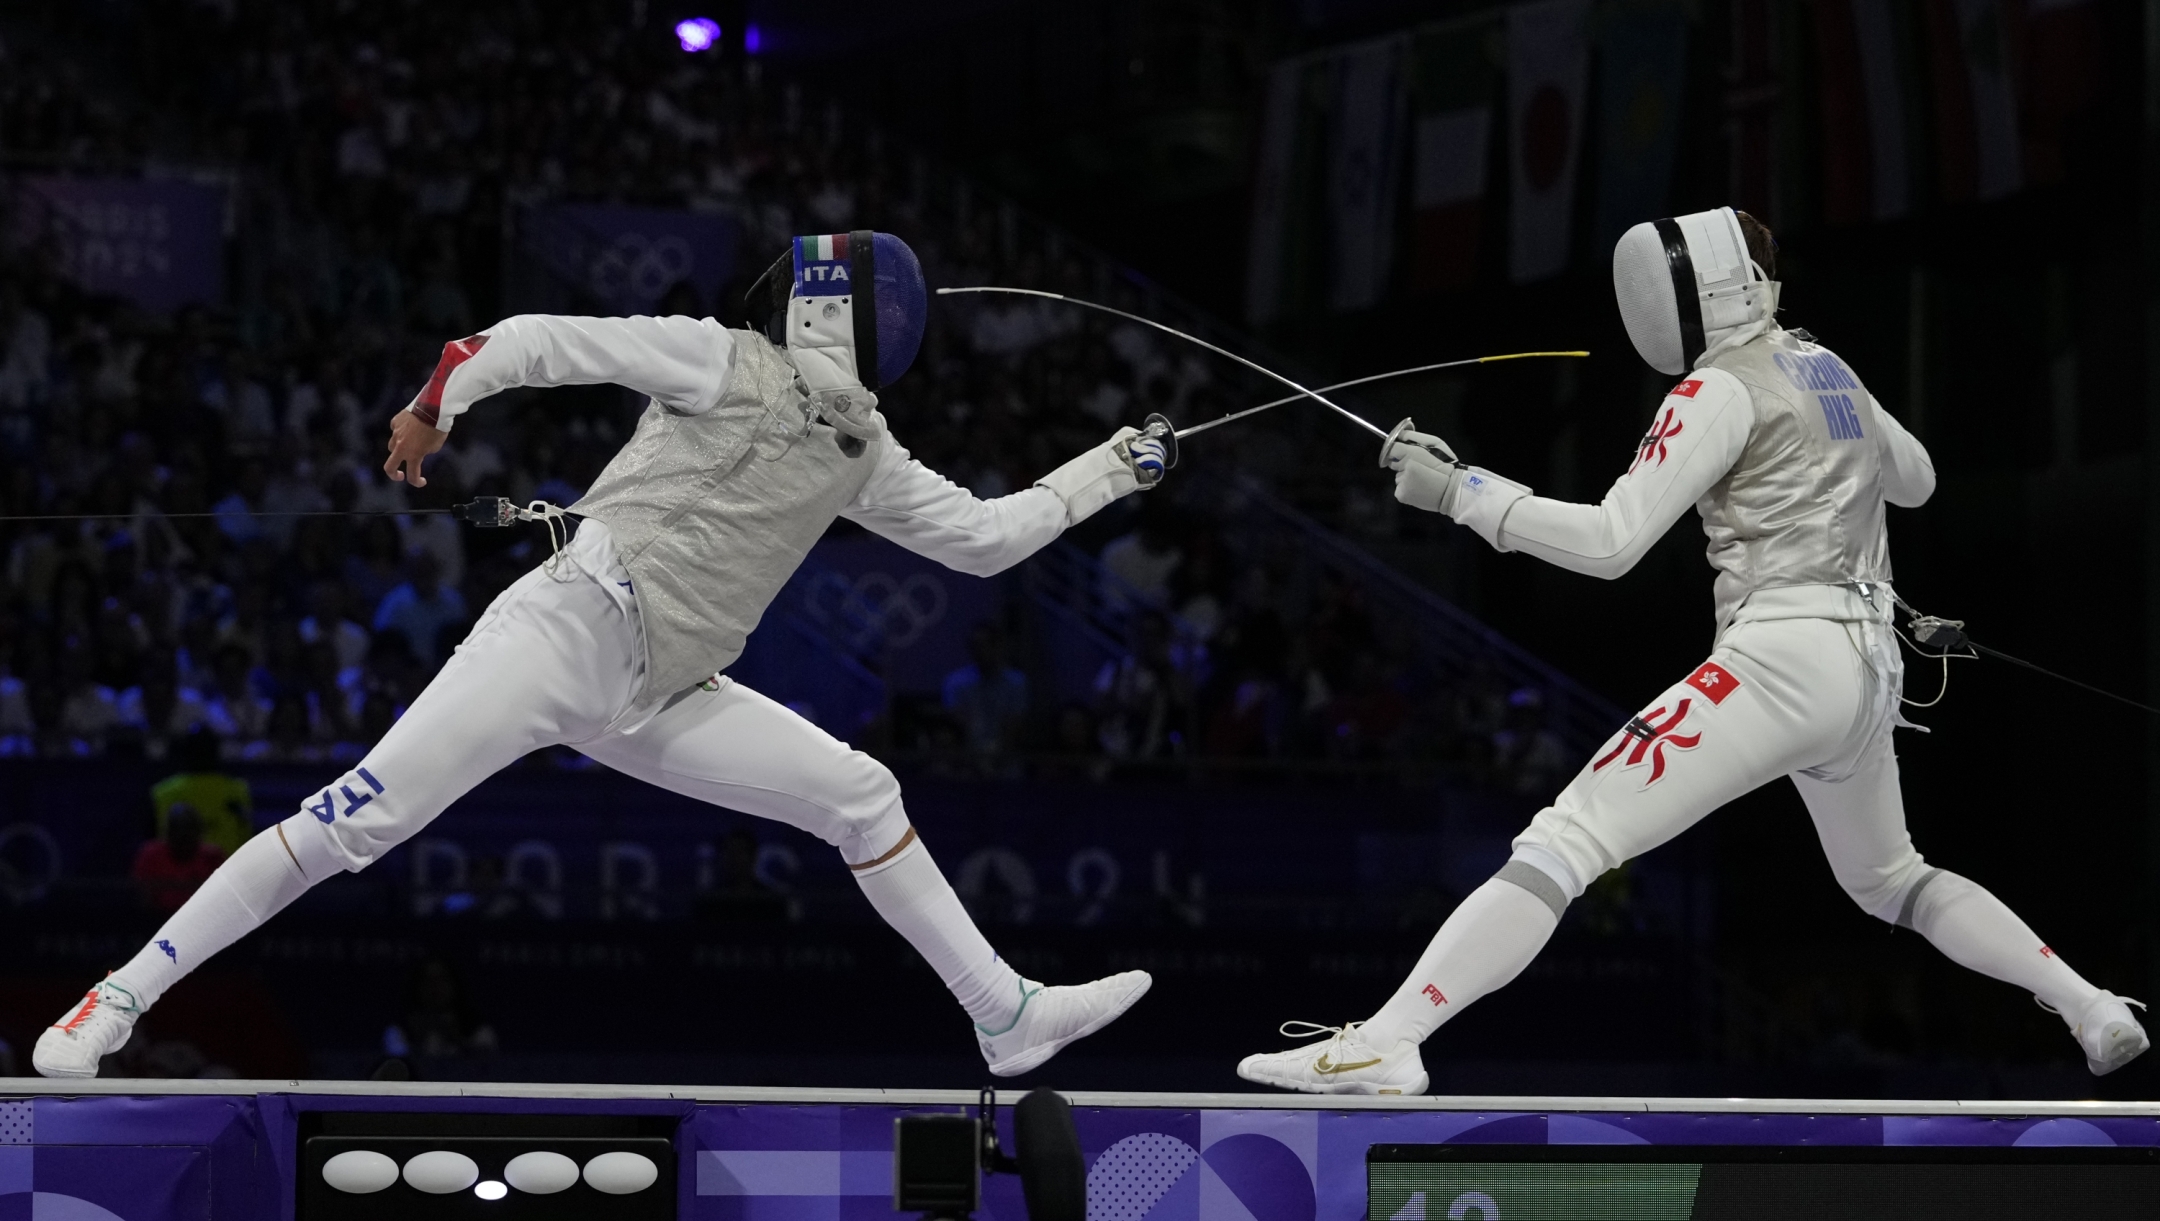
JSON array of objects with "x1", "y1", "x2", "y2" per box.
[
  {"x1": 1239, "y1": 207, "x2": 2148, "y2": 1094},
  {"x1": 37, "y1": 231, "x2": 1164, "y2": 1079}
]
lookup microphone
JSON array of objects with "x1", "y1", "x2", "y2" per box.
[{"x1": 1012, "y1": 1088, "x2": 1084, "y2": 1221}]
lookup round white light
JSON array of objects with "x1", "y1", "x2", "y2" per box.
[
  {"x1": 503, "y1": 1150, "x2": 580, "y2": 1194},
  {"x1": 403, "y1": 1150, "x2": 480, "y2": 1194},
  {"x1": 474, "y1": 1180, "x2": 508, "y2": 1201},
  {"x1": 583, "y1": 1150, "x2": 659, "y2": 1194},
  {"x1": 321, "y1": 1149, "x2": 398, "y2": 1194}
]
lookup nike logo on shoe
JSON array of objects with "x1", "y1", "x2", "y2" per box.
[{"x1": 1313, "y1": 1055, "x2": 1382, "y2": 1074}]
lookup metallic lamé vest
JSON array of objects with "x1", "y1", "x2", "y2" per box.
[
  {"x1": 1696, "y1": 326, "x2": 1894, "y2": 633},
  {"x1": 572, "y1": 331, "x2": 886, "y2": 703}
]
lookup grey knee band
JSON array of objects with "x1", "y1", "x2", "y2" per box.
[
  {"x1": 1496, "y1": 860, "x2": 1570, "y2": 920},
  {"x1": 1895, "y1": 867, "x2": 1944, "y2": 930}
]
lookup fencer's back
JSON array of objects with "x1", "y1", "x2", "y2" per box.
[
  {"x1": 1697, "y1": 328, "x2": 1894, "y2": 631},
  {"x1": 573, "y1": 331, "x2": 886, "y2": 702}
]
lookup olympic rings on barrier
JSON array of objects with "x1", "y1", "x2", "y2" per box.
[{"x1": 802, "y1": 570, "x2": 948, "y2": 651}]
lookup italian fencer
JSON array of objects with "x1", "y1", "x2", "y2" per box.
[
  {"x1": 37, "y1": 231, "x2": 1164, "y2": 1079},
  {"x1": 1238, "y1": 207, "x2": 2148, "y2": 1094}
]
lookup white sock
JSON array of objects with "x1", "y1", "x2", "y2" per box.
[
  {"x1": 851, "y1": 835, "x2": 1025, "y2": 1031},
  {"x1": 1360, "y1": 877, "x2": 1560, "y2": 1049},
  {"x1": 1909, "y1": 870, "x2": 2102, "y2": 1016},
  {"x1": 110, "y1": 815, "x2": 341, "y2": 1008}
]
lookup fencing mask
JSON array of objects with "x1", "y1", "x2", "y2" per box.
[
  {"x1": 745, "y1": 230, "x2": 928, "y2": 439},
  {"x1": 1611, "y1": 207, "x2": 1776, "y2": 376}
]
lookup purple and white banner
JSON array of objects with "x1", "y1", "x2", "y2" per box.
[
  {"x1": 516, "y1": 203, "x2": 740, "y2": 316},
  {"x1": 20, "y1": 176, "x2": 227, "y2": 312}
]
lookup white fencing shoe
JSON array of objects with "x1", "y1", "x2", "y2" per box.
[
  {"x1": 977, "y1": 971, "x2": 1152, "y2": 1078},
  {"x1": 34, "y1": 977, "x2": 145, "y2": 1079},
  {"x1": 2050, "y1": 992, "x2": 2150, "y2": 1077},
  {"x1": 1238, "y1": 1021, "x2": 1429, "y2": 1096}
]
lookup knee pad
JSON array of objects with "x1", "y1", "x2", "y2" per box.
[
  {"x1": 832, "y1": 783, "x2": 914, "y2": 877},
  {"x1": 1842, "y1": 852, "x2": 1936, "y2": 925},
  {"x1": 276, "y1": 811, "x2": 355, "y2": 880},
  {"x1": 1495, "y1": 846, "x2": 1581, "y2": 920},
  {"x1": 1895, "y1": 867, "x2": 1975, "y2": 933}
]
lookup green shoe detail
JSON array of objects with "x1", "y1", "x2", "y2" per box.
[
  {"x1": 101, "y1": 979, "x2": 143, "y2": 1015},
  {"x1": 974, "y1": 980, "x2": 1043, "y2": 1037}
]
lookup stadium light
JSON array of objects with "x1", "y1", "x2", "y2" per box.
[{"x1": 675, "y1": 17, "x2": 720, "y2": 53}]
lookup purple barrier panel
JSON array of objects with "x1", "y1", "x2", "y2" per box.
[
  {"x1": 688, "y1": 1104, "x2": 937, "y2": 1221},
  {"x1": 1592, "y1": 1110, "x2": 1886, "y2": 1146},
  {"x1": 518, "y1": 203, "x2": 739, "y2": 316},
  {"x1": 13, "y1": 1146, "x2": 208, "y2": 1221},
  {"x1": 23, "y1": 1096, "x2": 265, "y2": 1221},
  {"x1": 1884, "y1": 1113, "x2": 2160, "y2": 1147}
]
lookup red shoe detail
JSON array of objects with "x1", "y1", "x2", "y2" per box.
[{"x1": 55, "y1": 988, "x2": 100, "y2": 1033}]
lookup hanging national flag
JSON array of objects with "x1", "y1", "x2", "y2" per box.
[
  {"x1": 1812, "y1": 0, "x2": 1915, "y2": 224},
  {"x1": 1327, "y1": 36, "x2": 1409, "y2": 312},
  {"x1": 1507, "y1": 0, "x2": 1591, "y2": 284},
  {"x1": 1406, "y1": 14, "x2": 1500, "y2": 294},
  {"x1": 1247, "y1": 53, "x2": 1332, "y2": 325},
  {"x1": 1593, "y1": 0, "x2": 1689, "y2": 252},
  {"x1": 1924, "y1": 0, "x2": 2022, "y2": 204}
]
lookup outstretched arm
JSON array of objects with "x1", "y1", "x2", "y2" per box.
[
  {"x1": 843, "y1": 428, "x2": 1167, "y2": 577},
  {"x1": 386, "y1": 315, "x2": 737, "y2": 485},
  {"x1": 1390, "y1": 369, "x2": 1753, "y2": 580}
]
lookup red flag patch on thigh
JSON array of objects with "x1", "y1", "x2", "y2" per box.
[{"x1": 1685, "y1": 661, "x2": 1740, "y2": 705}]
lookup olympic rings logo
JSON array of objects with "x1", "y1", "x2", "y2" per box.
[
  {"x1": 0, "y1": 821, "x2": 63, "y2": 905},
  {"x1": 802, "y1": 570, "x2": 948, "y2": 651},
  {"x1": 588, "y1": 232, "x2": 696, "y2": 307}
]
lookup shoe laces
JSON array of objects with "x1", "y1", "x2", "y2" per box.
[
  {"x1": 1279, "y1": 1020, "x2": 1365, "y2": 1048},
  {"x1": 2035, "y1": 993, "x2": 2147, "y2": 1018}
]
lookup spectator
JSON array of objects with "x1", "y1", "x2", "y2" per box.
[
  {"x1": 151, "y1": 728, "x2": 254, "y2": 855},
  {"x1": 117, "y1": 662, "x2": 211, "y2": 759},
  {"x1": 130, "y1": 803, "x2": 227, "y2": 913},
  {"x1": 298, "y1": 580, "x2": 371, "y2": 674},
  {"x1": 941, "y1": 623, "x2": 1029, "y2": 774},
  {"x1": 1094, "y1": 612, "x2": 1181, "y2": 760},
  {"x1": 384, "y1": 959, "x2": 498, "y2": 1061},
  {"x1": 203, "y1": 644, "x2": 272, "y2": 744},
  {"x1": 1099, "y1": 499, "x2": 1183, "y2": 612},
  {"x1": 373, "y1": 551, "x2": 466, "y2": 668}
]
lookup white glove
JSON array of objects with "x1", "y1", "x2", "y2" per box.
[
  {"x1": 1125, "y1": 431, "x2": 1170, "y2": 485},
  {"x1": 1036, "y1": 426, "x2": 1157, "y2": 527},
  {"x1": 1380, "y1": 420, "x2": 1465, "y2": 515}
]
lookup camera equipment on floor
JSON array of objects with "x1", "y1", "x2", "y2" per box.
[{"x1": 893, "y1": 1086, "x2": 1083, "y2": 1220}]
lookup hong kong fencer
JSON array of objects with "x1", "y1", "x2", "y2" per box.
[
  {"x1": 37, "y1": 231, "x2": 1165, "y2": 1079},
  {"x1": 1239, "y1": 207, "x2": 2147, "y2": 1094}
]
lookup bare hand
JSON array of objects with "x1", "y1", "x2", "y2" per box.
[{"x1": 385, "y1": 409, "x2": 448, "y2": 487}]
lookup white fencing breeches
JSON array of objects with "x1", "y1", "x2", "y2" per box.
[
  {"x1": 113, "y1": 547, "x2": 1031, "y2": 1029},
  {"x1": 1362, "y1": 609, "x2": 2105, "y2": 1051},
  {"x1": 1514, "y1": 613, "x2": 1926, "y2": 916},
  {"x1": 302, "y1": 559, "x2": 911, "y2": 873}
]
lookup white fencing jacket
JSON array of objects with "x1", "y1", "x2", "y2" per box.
[
  {"x1": 409, "y1": 315, "x2": 1070, "y2": 703},
  {"x1": 1447, "y1": 324, "x2": 1936, "y2": 638}
]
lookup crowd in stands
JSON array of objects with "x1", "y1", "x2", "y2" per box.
[{"x1": 0, "y1": 1, "x2": 1567, "y2": 795}]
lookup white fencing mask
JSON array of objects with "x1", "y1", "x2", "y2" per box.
[{"x1": 1611, "y1": 207, "x2": 1776, "y2": 375}]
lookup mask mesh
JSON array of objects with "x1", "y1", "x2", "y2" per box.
[
  {"x1": 870, "y1": 232, "x2": 926, "y2": 387},
  {"x1": 1613, "y1": 223, "x2": 1686, "y2": 376}
]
